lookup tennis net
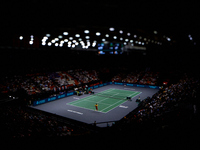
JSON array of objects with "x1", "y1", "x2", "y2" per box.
[{"x1": 91, "y1": 91, "x2": 130, "y2": 100}]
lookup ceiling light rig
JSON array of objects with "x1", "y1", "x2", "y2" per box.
[{"x1": 34, "y1": 26, "x2": 167, "y2": 49}]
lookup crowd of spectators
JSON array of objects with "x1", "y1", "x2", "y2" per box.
[
  {"x1": 0, "y1": 64, "x2": 199, "y2": 142},
  {"x1": 0, "y1": 103, "x2": 93, "y2": 139},
  {"x1": 115, "y1": 73, "x2": 199, "y2": 138},
  {"x1": 67, "y1": 69, "x2": 99, "y2": 85},
  {"x1": 0, "y1": 69, "x2": 101, "y2": 104},
  {"x1": 112, "y1": 70, "x2": 159, "y2": 85}
]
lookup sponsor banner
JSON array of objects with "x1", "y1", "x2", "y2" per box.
[
  {"x1": 93, "y1": 85, "x2": 99, "y2": 89},
  {"x1": 47, "y1": 96, "x2": 57, "y2": 102},
  {"x1": 99, "y1": 84, "x2": 104, "y2": 87},
  {"x1": 33, "y1": 99, "x2": 46, "y2": 106},
  {"x1": 148, "y1": 85, "x2": 159, "y2": 89},
  {"x1": 33, "y1": 92, "x2": 75, "y2": 106},
  {"x1": 66, "y1": 92, "x2": 74, "y2": 96},
  {"x1": 137, "y1": 84, "x2": 145, "y2": 88},
  {"x1": 57, "y1": 94, "x2": 66, "y2": 99},
  {"x1": 114, "y1": 82, "x2": 124, "y2": 85},
  {"x1": 114, "y1": 82, "x2": 161, "y2": 89}
]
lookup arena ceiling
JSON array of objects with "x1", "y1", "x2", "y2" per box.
[{"x1": 1, "y1": 1, "x2": 200, "y2": 47}]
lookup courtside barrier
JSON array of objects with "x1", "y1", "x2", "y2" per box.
[
  {"x1": 113, "y1": 82, "x2": 161, "y2": 89},
  {"x1": 33, "y1": 91, "x2": 75, "y2": 106}
]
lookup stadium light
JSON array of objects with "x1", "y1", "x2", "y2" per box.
[
  {"x1": 78, "y1": 38, "x2": 82, "y2": 41},
  {"x1": 19, "y1": 36, "x2": 23, "y2": 40},
  {"x1": 120, "y1": 37, "x2": 123, "y2": 41},
  {"x1": 84, "y1": 30, "x2": 90, "y2": 34},
  {"x1": 105, "y1": 34, "x2": 109, "y2": 37},
  {"x1": 64, "y1": 39, "x2": 68, "y2": 42},
  {"x1": 63, "y1": 32, "x2": 68, "y2": 35},
  {"x1": 48, "y1": 42, "x2": 52, "y2": 46},
  {"x1": 42, "y1": 38, "x2": 47, "y2": 42},
  {"x1": 58, "y1": 35, "x2": 63, "y2": 39},
  {"x1": 119, "y1": 30, "x2": 123, "y2": 34},
  {"x1": 125, "y1": 39, "x2": 129, "y2": 42},
  {"x1": 55, "y1": 43, "x2": 58, "y2": 46},
  {"x1": 42, "y1": 42, "x2": 46, "y2": 46},
  {"x1": 85, "y1": 36, "x2": 90, "y2": 39},
  {"x1": 109, "y1": 27, "x2": 115, "y2": 31},
  {"x1": 42, "y1": 36, "x2": 48, "y2": 41},
  {"x1": 87, "y1": 41, "x2": 90, "y2": 46},
  {"x1": 113, "y1": 36, "x2": 117, "y2": 39},
  {"x1": 130, "y1": 40, "x2": 133, "y2": 43},
  {"x1": 96, "y1": 32, "x2": 101, "y2": 36},
  {"x1": 69, "y1": 37, "x2": 73, "y2": 40},
  {"x1": 51, "y1": 39, "x2": 56, "y2": 43},
  {"x1": 127, "y1": 33, "x2": 131, "y2": 36},
  {"x1": 55, "y1": 38, "x2": 59, "y2": 41},
  {"x1": 75, "y1": 34, "x2": 80, "y2": 37},
  {"x1": 167, "y1": 37, "x2": 171, "y2": 41},
  {"x1": 134, "y1": 35, "x2": 137, "y2": 38},
  {"x1": 102, "y1": 38, "x2": 106, "y2": 41},
  {"x1": 72, "y1": 40, "x2": 76, "y2": 43},
  {"x1": 29, "y1": 41, "x2": 33, "y2": 45},
  {"x1": 46, "y1": 34, "x2": 51, "y2": 37},
  {"x1": 30, "y1": 35, "x2": 34, "y2": 40}
]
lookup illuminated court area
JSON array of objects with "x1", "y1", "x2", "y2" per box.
[{"x1": 31, "y1": 85, "x2": 159, "y2": 127}]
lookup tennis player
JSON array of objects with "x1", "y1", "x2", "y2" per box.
[{"x1": 95, "y1": 103, "x2": 98, "y2": 111}]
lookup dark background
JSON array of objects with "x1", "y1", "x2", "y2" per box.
[
  {"x1": 0, "y1": 1, "x2": 199, "y2": 77},
  {"x1": 1, "y1": 1, "x2": 200, "y2": 34}
]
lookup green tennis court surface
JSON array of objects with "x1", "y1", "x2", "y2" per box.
[{"x1": 67, "y1": 88, "x2": 141, "y2": 113}]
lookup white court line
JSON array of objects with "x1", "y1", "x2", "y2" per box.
[
  {"x1": 66, "y1": 103, "x2": 106, "y2": 113},
  {"x1": 68, "y1": 89, "x2": 142, "y2": 113},
  {"x1": 83, "y1": 99, "x2": 110, "y2": 105},
  {"x1": 113, "y1": 88, "x2": 142, "y2": 93},
  {"x1": 68, "y1": 88, "x2": 115, "y2": 105},
  {"x1": 95, "y1": 93, "x2": 119, "y2": 104},
  {"x1": 100, "y1": 100, "x2": 123, "y2": 112},
  {"x1": 104, "y1": 91, "x2": 142, "y2": 113}
]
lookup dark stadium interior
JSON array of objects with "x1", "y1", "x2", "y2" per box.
[{"x1": 0, "y1": 1, "x2": 200, "y2": 148}]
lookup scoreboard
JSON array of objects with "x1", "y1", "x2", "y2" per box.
[{"x1": 97, "y1": 42, "x2": 123, "y2": 54}]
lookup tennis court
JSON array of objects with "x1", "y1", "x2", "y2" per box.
[{"x1": 67, "y1": 88, "x2": 142, "y2": 113}]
